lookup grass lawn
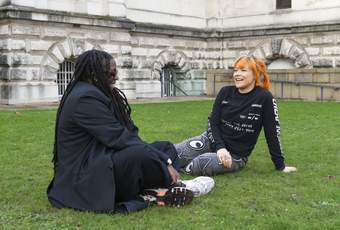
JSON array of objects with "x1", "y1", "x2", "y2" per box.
[{"x1": 0, "y1": 100, "x2": 339, "y2": 229}]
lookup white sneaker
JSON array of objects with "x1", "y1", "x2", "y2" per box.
[{"x1": 181, "y1": 176, "x2": 215, "y2": 197}]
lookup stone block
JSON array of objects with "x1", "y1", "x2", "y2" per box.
[
  {"x1": 335, "y1": 35, "x2": 340, "y2": 44},
  {"x1": 312, "y1": 58, "x2": 333, "y2": 68},
  {"x1": 86, "y1": 31, "x2": 109, "y2": 41},
  {"x1": 130, "y1": 37, "x2": 139, "y2": 46},
  {"x1": 305, "y1": 47, "x2": 320, "y2": 56},
  {"x1": 227, "y1": 41, "x2": 246, "y2": 49},
  {"x1": 116, "y1": 56, "x2": 132, "y2": 68},
  {"x1": 10, "y1": 39, "x2": 26, "y2": 50},
  {"x1": 310, "y1": 36, "x2": 334, "y2": 45},
  {"x1": 299, "y1": 85, "x2": 318, "y2": 101},
  {"x1": 0, "y1": 25, "x2": 9, "y2": 35},
  {"x1": 313, "y1": 74, "x2": 329, "y2": 83},
  {"x1": 0, "y1": 40, "x2": 10, "y2": 50},
  {"x1": 134, "y1": 69, "x2": 151, "y2": 80},
  {"x1": 10, "y1": 67, "x2": 40, "y2": 80},
  {"x1": 101, "y1": 44, "x2": 120, "y2": 54},
  {"x1": 207, "y1": 41, "x2": 221, "y2": 49},
  {"x1": 222, "y1": 50, "x2": 236, "y2": 59},
  {"x1": 132, "y1": 47, "x2": 148, "y2": 56},
  {"x1": 30, "y1": 40, "x2": 53, "y2": 51},
  {"x1": 171, "y1": 39, "x2": 186, "y2": 48},
  {"x1": 59, "y1": 39, "x2": 73, "y2": 58},
  {"x1": 279, "y1": 39, "x2": 293, "y2": 57},
  {"x1": 293, "y1": 37, "x2": 308, "y2": 45},
  {"x1": 323, "y1": 47, "x2": 340, "y2": 55},
  {"x1": 290, "y1": 84, "x2": 300, "y2": 99},
  {"x1": 139, "y1": 58, "x2": 153, "y2": 68},
  {"x1": 262, "y1": 42, "x2": 273, "y2": 58},
  {"x1": 207, "y1": 51, "x2": 221, "y2": 59},
  {"x1": 31, "y1": 13, "x2": 48, "y2": 21},
  {"x1": 0, "y1": 81, "x2": 58, "y2": 105},
  {"x1": 148, "y1": 48, "x2": 163, "y2": 57},
  {"x1": 0, "y1": 68, "x2": 10, "y2": 80},
  {"x1": 121, "y1": 45, "x2": 131, "y2": 55},
  {"x1": 42, "y1": 55, "x2": 60, "y2": 72},
  {"x1": 0, "y1": 54, "x2": 10, "y2": 66},
  {"x1": 295, "y1": 53, "x2": 312, "y2": 68},
  {"x1": 190, "y1": 61, "x2": 200, "y2": 69},
  {"x1": 248, "y1": 40, "x2": 265, "y2": 48},
  {"x1": 135, "y1": 80, "x2": 161, "y2": 98},
  {"x1": 11, "y1": 53, "x2": 42, "y2": 65},
  {"x1": 49, "y1": 45, "x2": 65, "y2": 63},
  {"x1": 238, "y1": 50, "x2": 250, "y2": 56},
  {"x1": 0, "y1": 40, "x2": 26, "y2": 51},
  {"x1": 43, "y1": 27, "x2": 68, "y2": 38},
  {"x1": 295, "y1": 73, "x2": 313, "y2": 83},
  {"x1": 251, "y1": 48, "x2": 265, "y2": 59},
  {"x1": 185, "y1": 40, "x2": 206, "y2": 49},
  {"x1": 271, "y1": 38, "x2": 282, "y2": 56},
  {"x1": 329, "y1": 73, "x2": 340, "y2": 83},
  {"x1": 116, "y1": 80, "x2": 136, "y2": 99},
  {"x1": 12, "y1": 24, "x2": 40, "y2": 36},
  {"x1": 331, "y1": 89, "x2": 340, "y2": 101},
  {"x1": 42, "y1": 68, "x2": 58, "y2": 80},
  {"x1": 138, "y1": 36, "x2": 171, "y2": 47}
]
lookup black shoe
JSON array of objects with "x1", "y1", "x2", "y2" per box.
[{"x1": 141, "y1": 187, "x2": 194, "y2": 207}]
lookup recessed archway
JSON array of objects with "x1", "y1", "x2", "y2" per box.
[{"x1": 249, "y1": 38, "x2": 312, "y2": 68}]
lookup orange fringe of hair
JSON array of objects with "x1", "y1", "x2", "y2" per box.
[{"x1": 233, "y1": 56, "x2": 271, "y2": 90}]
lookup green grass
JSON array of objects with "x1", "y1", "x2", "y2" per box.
[{"x1": 0, "y1": 100, "x2": 339, "y2": 230}]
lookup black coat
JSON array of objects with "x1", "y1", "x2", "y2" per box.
[{"x1": 47, "y1": 82, "x2": 171, "y2": 212}]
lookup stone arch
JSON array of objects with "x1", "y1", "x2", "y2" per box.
[
  {"x1": 40, "y1": 37, "x2": 102, "y2": 79},
  {"x1": 151, "y1": 49, "x2": 190, "y2": 80},
  {"x1": 248, "y1": 38, "x2": 312, "y2": 68}
]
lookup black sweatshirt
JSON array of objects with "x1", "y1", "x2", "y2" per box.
[{"x1": 209, "y1": 86, "x2": 285, "y2": 170}]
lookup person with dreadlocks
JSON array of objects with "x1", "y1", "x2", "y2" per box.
[
  {"x1": 47, "y1": 49, "x2": 207, "y2": 213},
  {"x1": 174, "y1": 55, "x2": 297, "y2": 176}
]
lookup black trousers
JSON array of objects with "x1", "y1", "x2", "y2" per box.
[{"x1": 111, "y1": 141, "x2": 179, "y2": 203}]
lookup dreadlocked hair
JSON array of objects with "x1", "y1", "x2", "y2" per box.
[{"x1": 52, "y1": 49, "x2": 133, "y2": 163}]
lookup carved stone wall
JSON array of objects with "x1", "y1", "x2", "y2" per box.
[{"x1": 2, "y1": 5, "x2": 340, "y2": 104}]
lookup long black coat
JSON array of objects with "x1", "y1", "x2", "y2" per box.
[{"x1": 47, "y1": 82, "x2": 172, "y2": 212}]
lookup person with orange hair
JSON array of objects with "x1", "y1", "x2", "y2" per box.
[{"x1": 175, "y1": 55, "x2": 297, "y2": 176}]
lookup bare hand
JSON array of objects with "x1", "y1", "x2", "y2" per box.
[
  {"x1": 282, "y1": 166, "x2": 297, "y2": 173},
  {"x1": 167, "y1": 165, "x2": 181, "y2": 184},
  {"x1": 217, "y1": 148, "x2": 232, "y2": 168}
]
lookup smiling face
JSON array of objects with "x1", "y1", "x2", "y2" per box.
[{"x1": 233, "y1": 59, "x2": 256, "y2": 94}]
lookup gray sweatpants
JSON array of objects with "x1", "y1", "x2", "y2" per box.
[{"x1": 175, "y1": 131, "x2": 246, "y2": 176}]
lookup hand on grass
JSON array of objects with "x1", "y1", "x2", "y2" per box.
[
  {"x1": 217, "y1": 148, "x2": 232, "y2": 168},
  {"x1": 282, "y1": 166, "x2": 297, "y2": 173},
  {"x1": 167, "y1": 165, "x2": 181, "y2": 184}
]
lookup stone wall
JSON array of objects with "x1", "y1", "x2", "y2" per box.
[
  {"x1": 2, "y1": 4, "x2": 340, "y2": 104},
  {"x1": 4, "y1": 0, "x2": 340, "y2": 30},
  {"x1": 0, "y1": 6, "x2": 212, "y2": 104},
  {"x1": 206, "y1": 68, "x2": 340, "y2": 101}
]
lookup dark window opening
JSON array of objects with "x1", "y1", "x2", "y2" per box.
[
  {"x1": 57, "y1": 59, "x2": 75, "y2": 98},
  {"x1": 276, "y1": 0, "x2": 291, "y2": 9}
]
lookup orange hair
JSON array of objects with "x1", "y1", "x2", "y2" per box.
[{"x1": 233, "y1": 56, "x2": 271, "y2": 90}]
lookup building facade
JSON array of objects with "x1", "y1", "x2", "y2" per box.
[{"x1": 1, "y1": 0, "x2": 340, "y2": 104}]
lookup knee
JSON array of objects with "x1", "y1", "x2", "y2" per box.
[{"x1": 187, "y1": 152, "x2": 218, "y2": 176}]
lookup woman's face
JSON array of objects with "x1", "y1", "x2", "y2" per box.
[{"x1": 233, "y1": 65, "x2": 256, "y2": 93}]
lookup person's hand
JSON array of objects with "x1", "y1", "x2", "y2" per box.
[
  {"x1": 167, "y1": 165, "x2": 181, "y2": 184},
  {"x1": 282, "y1": 166, "x2": 297, "y2": 173},
  {"x1": 217, "y1": 148, "x2": 232, "y2": 168}
]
